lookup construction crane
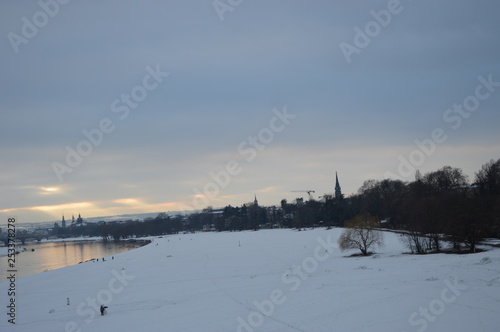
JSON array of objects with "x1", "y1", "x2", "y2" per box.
[{"x1": 291, "y1": 190, "x2": 315, "y2": 200}]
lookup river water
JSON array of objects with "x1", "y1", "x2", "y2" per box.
[{"x1": 0, "y1": 240, "x2": 145, "y2": 280}]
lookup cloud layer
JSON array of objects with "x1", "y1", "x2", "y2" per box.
[{"x1": 1, "y1": 0, "x2": 499, "y2": 223}]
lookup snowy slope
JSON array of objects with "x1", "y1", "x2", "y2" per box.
[
  {"x1": 0, "y1": 247, "x2": 8, "y2": 257},
  {"x1": 1, "y1": 228, "x2": 499, "y2": 332},
  {"x1": 0, "y1": 247, "x2": 25, "y2": 257}
]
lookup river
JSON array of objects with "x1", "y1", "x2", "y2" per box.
[{"x1": 0, "y1": 239, "x2": 147, "y2": 280}]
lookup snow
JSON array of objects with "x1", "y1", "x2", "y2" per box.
[
  {"x1": 1, "y1": 228, "x2": 499, "y2": 332},
  {"x1": 0, "y1": 247, "x2": 25, "y2": 257}
]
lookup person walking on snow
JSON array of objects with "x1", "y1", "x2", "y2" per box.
[{"x1": 100, "y1": 305, "x2": 108, "y2": 316}]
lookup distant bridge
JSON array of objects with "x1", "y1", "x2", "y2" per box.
[{"x1": 0, "y1": 233, "x2": 45, "y2": 246}]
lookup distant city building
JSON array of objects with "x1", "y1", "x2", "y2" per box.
[
  {"x1": 71, "y1": 214, "x2": 84, "y2": 226},
  {"x1": 61, "y1": 215, "x2": 66, "y2": 228},
  {"x1": 254, "y1": 195, "x2": 259, "y2": 206},
  {"x1": 335, "y1": 172, "x2": 342, "y2": 198}
]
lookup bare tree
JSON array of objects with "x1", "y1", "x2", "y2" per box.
[
  {"x1": 400, "y1": 230, "x2": 428, "y2": 254},
  {"x1": 475, "y1": 158, "x2": 500, "y2": 195},
  {"x1": 422, "y1": 166, "x2": 468, "y2": 193},
  {"x1": 338, "y1": 214, "x2": 384, "y2": 256}
]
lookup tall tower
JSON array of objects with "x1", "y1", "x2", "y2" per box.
[
  {"x1": 254, "y1": 195, "x2": 259, "y2": 206},
  {"x1": 335, "y1": 172, "x2": 342, "y2": 199},
  {"x1": 61, "y1": 215, "x2": 66, "y2": 228}
]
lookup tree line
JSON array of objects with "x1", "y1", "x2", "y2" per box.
[
  {"x1": 350, "y1": 159, "x2": 500, "y2": 253},
  {"x1": 50, "y1": 158, "x2": 499, "y2": 253},
  {"x1": 51, "y1": 213, "x2": 185, "y2": 240}
]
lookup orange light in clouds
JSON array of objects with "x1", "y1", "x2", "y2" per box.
[
  {"x1": 0, "y1": 207, "x2": 17, "y2": 213},
  {"x1": 1, "y1": 199, "x2": 192, "y2": 222},
  {"x1": 29, "y1": 201, "x2": 94, "y2": 212},
  {"x1": 40, "y1": 187, "x2": 59, "y2": 192},
  {"x1": 0, "y1": 202, "x2": 94, "y2": 214},
  {"x1": 39, "y1": 186, "x2": 62, "y2": 195},
  {"x1": 112, "y1": 200, "x2": 190, "y2": 212},
  {"x1": 113, "y1": 198, "x2": 142, "y2": 205}
]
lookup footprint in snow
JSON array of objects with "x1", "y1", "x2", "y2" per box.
[{"x1": 479, "y1": 257, "x2": 492, "y2": 264}]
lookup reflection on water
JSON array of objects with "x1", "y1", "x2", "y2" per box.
[{"x1": 0, "y1": 240, "x2": 144, "y2": 279}]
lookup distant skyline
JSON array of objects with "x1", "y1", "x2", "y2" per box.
[{"x1": 1, "y1": 0, "x2": 499, "y2": 224}]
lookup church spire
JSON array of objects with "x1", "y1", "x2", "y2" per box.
[
  {"x1": 254, "y1": 194, "x2": 258, "y2": 206},
  {"x1": 335, "y1": 172, "x2": 342, "y2": 198}
]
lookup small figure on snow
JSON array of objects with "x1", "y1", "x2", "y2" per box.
[{"x1": 100, "y1": 305, "x2": 108, "y2": 316}]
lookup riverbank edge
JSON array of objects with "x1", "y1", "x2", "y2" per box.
[{"x1": 0, "y1": 237, "x2": 152, "y2": 258}]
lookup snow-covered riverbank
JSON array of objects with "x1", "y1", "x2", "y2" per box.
[
  {"x1": 1, "y1": 228, "x2": 499, "y2": 332},
  {"x1": 0, "y1": 246, "x2": 25, "y2": 257},
  {"x1": 0, "y1": 237, "x2": 148, "y2": 257}
]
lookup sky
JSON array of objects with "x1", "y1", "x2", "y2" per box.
[{"x1": 1, "y1": 0, "x2": 499, "y2": 225}]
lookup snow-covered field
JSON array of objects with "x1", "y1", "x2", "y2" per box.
[{"x1": 1, "y1": 228, "x2": 499, "y2": 332}]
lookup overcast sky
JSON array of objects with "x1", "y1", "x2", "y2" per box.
[{"x1": 1, "y1": 0, "x2": 499, "y2": 225}]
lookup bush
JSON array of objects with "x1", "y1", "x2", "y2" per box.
[{"x1": 338, "y1": 214, "x2": 384, "y2": 256}]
